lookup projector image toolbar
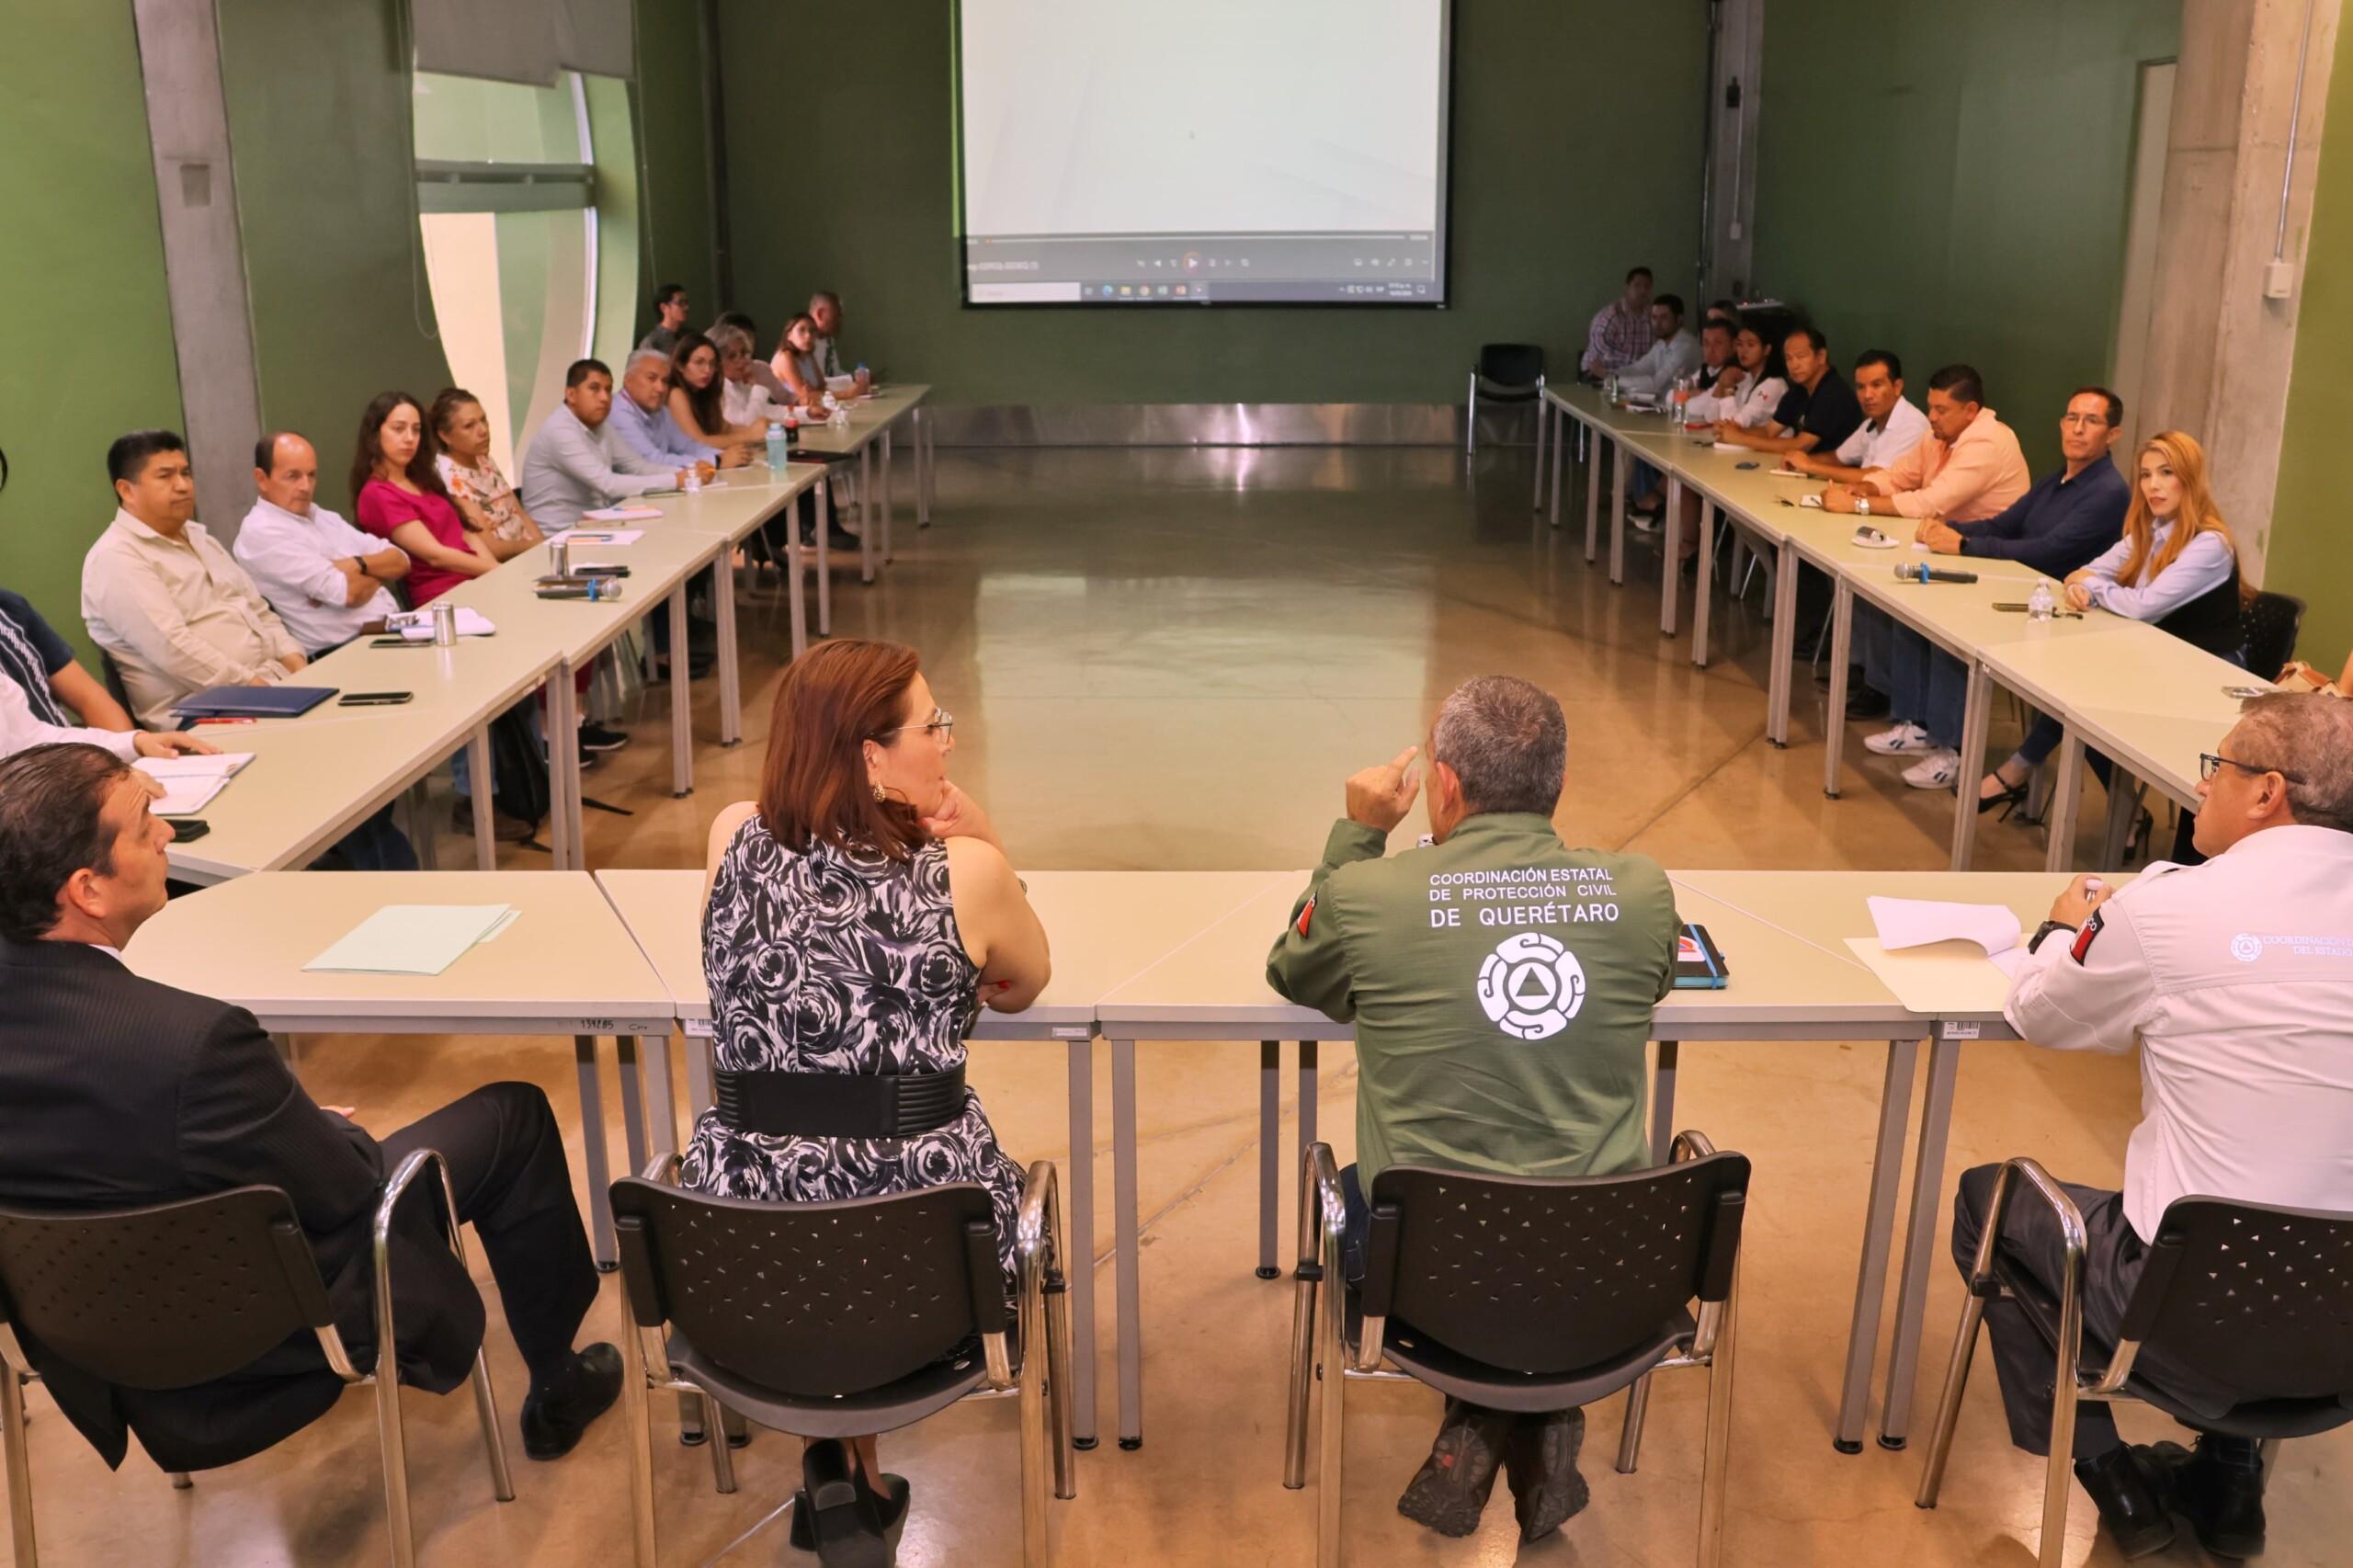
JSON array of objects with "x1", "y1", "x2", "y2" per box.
[{"x1": 965, "y1": 231, "x2": 1443, "y2": 305}]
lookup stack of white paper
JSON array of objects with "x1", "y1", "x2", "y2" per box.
[
  {"x1": 302, "y1": 904, "x2": 520, "y2": 976},
  {"x1": 1865, "y1": 896, "x2": 2026, "y2": 976},
  {"x1": 135, "y1": 752, "x2": 255, "y2": 816},
  {"x1": 387, "y1": 607, "x2": 497, "y2": 642}
]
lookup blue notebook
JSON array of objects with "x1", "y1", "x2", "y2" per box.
[{"x1": 174, "y1": 685, "x2": 338, "y2": 719}]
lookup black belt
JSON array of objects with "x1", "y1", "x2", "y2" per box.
[{"x1": 713, "y1": 1064, "x2": 967, "y2": 1140}]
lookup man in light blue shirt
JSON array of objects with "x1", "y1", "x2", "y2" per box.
[
  {"x1": 518, "y1": 359, "x2": 696, "y2": 530},
  {"x1": 608, "y1": 350, "x2": 722, "y2": 470}
]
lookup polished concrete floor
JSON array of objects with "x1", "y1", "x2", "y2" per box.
[{"x1": 13, "y1": 446, "x2": 2346, "y2": 1566}]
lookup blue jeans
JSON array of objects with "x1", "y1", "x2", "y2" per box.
[{"x1": 1859, "y1": 608, "x2": 1967, "y2": 748}]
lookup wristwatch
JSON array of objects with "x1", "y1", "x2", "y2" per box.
[
  {"x1": 2028, "y1": 919, "x2": 2077, "y2": 954},
  {"x1": 1857, "y1": 497, "x2": 1872, "y2": 517},
  {"x1": 355, "y1": 557, "x2": 371, "y2": 579}
]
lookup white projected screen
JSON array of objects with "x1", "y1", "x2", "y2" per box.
[{"x1": 957, "y1": 0, "x2": 1450, "y2": 306}]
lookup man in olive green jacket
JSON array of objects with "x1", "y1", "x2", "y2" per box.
[{"x1": 1267, "y1": 675, "x2": 1678, "y2": 1545}]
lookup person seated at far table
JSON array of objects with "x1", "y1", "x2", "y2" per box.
[
  {"x1": 710, "y1": 323, "x2": 793, "y2": 429},
  {"x1": 0, "y1": 741, "x2": 624, "y2": 1475},
  {"x1": 1617, "y1": 295, "x2": 1704, "y2": 526},
  {"x1": 1947, "y1": 690, "x2": 2353, "y2": 1563},
  {"x1": 610, "y1": 349, "x2": 733, "y2": 476},
  {"x1": 1684, "y1": 317, "x2": 1786, "y2": 428},
  {"x1": 712, "y1": 311, "x2": 795, "y2": 406},
  {"x1": 1981, "y1": 430, "x2": 2253, "y2": 860},
  {"x1": 1713, "y1": 324, "x2": 1863, "y2": 459},
  {"x1": 638, "y1": 280, "x2": 690, "y2": 359},
  {"x1": 1702, "y1": 297, "x2": 1740, "y2": 328},
  {"x1": 1787, "y1": 349, "x2": 1928, "y2": 482},
  {"x1": 1579, "y1": 266, "x2": 1655, "y2": 378},
  {"x1": 681, "y1": 638, "x2": 1050, "y2": 1562},
  {"x1": 82, "y1": 429, "x2": 308, "y2": 732},
  {"x1": 1844, "y1": 385, "x2": 2109, "y2": 791},
  {"x1": 517, "y1": 358, "x2": 699, "y2": 531},
  {"x1": 233, "y1": 431, "x2": 409, "y2": 655},
  {"x1": 806, "y1": 290, "x2": 870, "y2": 393},
  {"x1": 1631, "y1": 313, "x2": 1734, "y2": 531},
  {"x1": 772, "y1": 312, "x2": 835, "y2": 413},
  {"x1": 666, "y1": 332, "x2": 768, "y2": 459},
  {"x1": 1266, "y1": 676, "x2": 1680, "y2": 1547},
  {"x1": 430, "y1": 389, "x2": 547, "y2": 562}
]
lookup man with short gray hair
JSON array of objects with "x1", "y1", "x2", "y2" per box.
[
  {"x1": 1947, "y1": 690, "x2": 2353, "y2": 1561},
  {"x1": 1267, "y1": 674, "x2": 1680, "y2": 1546}
]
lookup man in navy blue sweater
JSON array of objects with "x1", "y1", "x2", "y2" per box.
[{"x1": 1855, "y1": 388, "x2": 2130, "y2": 791}]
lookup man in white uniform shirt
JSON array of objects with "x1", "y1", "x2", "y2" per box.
[
  {"x1": 233, "y1": 433, "x2": 409, "y2": 654},
  {"x1": 1951, "y1": 690, "x2": 2353, "y2": 1561},
  {"x1": 1787, "y1": 350, "x2": 1928, "y2": 480}
]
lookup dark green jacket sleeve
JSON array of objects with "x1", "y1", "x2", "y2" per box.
[{"x1": 1265, "y1": 818, "x2": 1389, "y2": 1021}]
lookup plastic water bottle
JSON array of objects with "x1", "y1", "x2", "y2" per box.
[
  {"x1": 682, "y1": 465, "x2": 703, "y2": 494},
  {"x1": 765, "y1": 423, "x2": 788, "y2": 475},
  {"x1": 2028, "y1": 579, "x2": 2056, "y2": 621},
  {"x1": 1604, "y1": 371, "x2": 1618, "y2": 403}
]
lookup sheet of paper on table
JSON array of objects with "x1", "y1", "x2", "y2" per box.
[
  {"x1": 135, "y1": 752, "x2": 255, "y2": 815},
  {"x1": 551, "y1": 528, "x2": 645, "y2": 545},
  {"x1": 579, "y1": 506, "x2": 661, "y2": 522},
  {"x1": 1841, "y1": 895, "x2": 2028, "y2": 1015},
  {"x1": 303, "y1": 904, "x2": 519, "y2": 975},
  {"x1": 387, "y1": 607, "x2": 497, "y2": 641}
]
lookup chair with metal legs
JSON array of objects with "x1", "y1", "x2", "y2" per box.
[
  {"x1": 0, "y1": 1151, "x2": 514, "y2": 1568},
  {"x1": 610, "y1": 1155, "x2": 1076, "y2": 1568},
  {"x1": 1467, "y1": 344, "x2": 1546, "y2": 456},
  {"x1": 1915, "y1": 1158, "x2": 2353, "y2": 1568},
  {"x1": 1281, "y1": 1134, "x2": 1750, "y2": 1568}
]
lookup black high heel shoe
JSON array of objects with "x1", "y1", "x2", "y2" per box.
[{"x1": 1977, "y1": 778, "x2": 2029, "y2": 818}]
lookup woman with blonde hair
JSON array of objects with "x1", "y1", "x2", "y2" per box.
[{"x1": 1980, "y1": 430, "x2": 2250, "y2": 854}]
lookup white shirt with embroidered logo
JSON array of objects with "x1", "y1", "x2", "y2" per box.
[{"x1": 2004, "y1": 824, "x2": 2353, "y2": 1240}]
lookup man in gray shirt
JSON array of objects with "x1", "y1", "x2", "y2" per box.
[
  {"x1": 517, "y1": 359, "x2": 685, "y2": 530},
  {"x1": 636, "y1": 283, "x2": 689, "y2": 358}
]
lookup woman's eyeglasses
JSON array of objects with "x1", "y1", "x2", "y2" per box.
[{"x1": 872, "y1": 708, "x2": 954, "y2": 740}]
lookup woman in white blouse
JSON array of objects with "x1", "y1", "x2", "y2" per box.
[
  {"x1": 1686, "y1": 322, "x2": 1786, "y2": 428},
  {"x1": 1980, "y1": 430, "x2": 2248, "y2": 853}
]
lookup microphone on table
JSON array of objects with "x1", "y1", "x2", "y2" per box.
[{"x1": 1893, "y1": 563, "x2": 1978, "y2": 585}]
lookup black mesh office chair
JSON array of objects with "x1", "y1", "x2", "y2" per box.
[
  {"x1": 1467, "y1": 344, "x2": 1547, "y2": 455},
  {"x1": 0, "y1": 1152, "x2": 512, "y2": 1568},
  {"x1": 2241, "y1": 589, "x2": 2306, "y2": 681},
  {"x1": 609, "y1": 1156, "x2": 1076, "y2": 1568},
  {"x1": 1916, "y1": 1158, "x2": 2353, "y2": 1568},
  {"x1": 1281, "y1": 1136, "x2": 1750, "y2": 1568}
]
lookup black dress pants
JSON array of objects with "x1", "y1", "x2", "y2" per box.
[{"x1": 381, "y1": 1082, "x2": 598, "y2": 1392}]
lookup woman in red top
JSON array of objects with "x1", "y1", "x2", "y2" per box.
[{"x1": 350, "y1": 391, "x2": 497, "y2": 605}]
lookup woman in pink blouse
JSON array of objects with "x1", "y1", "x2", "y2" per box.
[{"x1": 349, "y1": 392, "x2": 498, "y2": 605}]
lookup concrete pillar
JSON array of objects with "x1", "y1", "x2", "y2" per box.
[
  {"x1": 1700, "y1": 0, "x2": 1765, "y2": 302},
  {"x1": 2137, "y1": 0, "x2": 2340, "y2": 578}
]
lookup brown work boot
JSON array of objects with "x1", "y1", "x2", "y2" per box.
[{"x1": 1396, "y1": 1398, "x2": 1512, "y2": 1537}]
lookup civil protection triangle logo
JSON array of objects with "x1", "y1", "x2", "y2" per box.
[{"x1": 1476, "y1": 932, "x2": 1587, "y2": 1040}]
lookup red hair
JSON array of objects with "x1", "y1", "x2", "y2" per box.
[{"x1": 756, "y1": 640, "x2": 929, "y2": 861}]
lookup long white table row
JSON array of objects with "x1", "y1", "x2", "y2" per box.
[
  {"x1": 1537, "y1": 386, "x2": 2263, "y2": 869},
  {"x1": 162, "y1": 386, "x2": 931, "y2": 884},
  {"x1": 126, "y1": 864, "x2": 2084, "y2": 1463}
]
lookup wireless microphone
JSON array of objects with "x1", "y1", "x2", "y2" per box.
[{"x1": 1893, "y1": 563, "x2": 1979, "y2": 585}]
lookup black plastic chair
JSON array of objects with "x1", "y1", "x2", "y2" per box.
[
  {"x1": 0, "y1": 1151, "x2": 512, "y2": 1568},
  {"x1": 2241, "y1": 588, "x2": 2306, "y2": 680},
  {"x1": 1467, "y1": 343, "x2": 1547, "y2": 455},
  {"x1": 1915, "y1": 1158, "x2": 2353, "y2": 1568},
  {"x1": 609, "y1": 1156, "x2": 1075, "y2": 1567},
  {"x1": 1281, "y1": 1136, "x2": 1750, "y2": 1568},
  {"x1": 96, "y1": 651, "x2": 136, "y2": 721}
]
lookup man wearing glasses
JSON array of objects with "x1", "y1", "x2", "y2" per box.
[{"x1": 1948, "y1": 690, "x2": 2353, "y2": 1562}]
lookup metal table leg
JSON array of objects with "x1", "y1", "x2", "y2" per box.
[
  {"x1": 1531, "y1": 398, "x2": 1549, "y2": 510},
  {"x1": 2042, "y1": 730, "x2": 2085, "y2": 872},
  {"x1": 1824, "y1": 582, "x2": 1854, "y2": 797},
  {"x1": 1949, "y1": 663, "x2": 1993, "y2": 869},
  {"x1": 915, "y1": 405, "x2": 933, "y2": 527},
  {"x1": 667, "y1": 585, "x2": 692, "y2": 799},
  {"x1": 1067, "y1": 1037, "x2": 1099, "y2": 1449},
  {"x1": 1296, "y1": 1039, "x2": 1318, "y2": 1159},
  {"x1": 1879, "y1": 1033, "x2": 1962, "y2": 1449},
  {"x1": 714, "y1": 547, "x2": 742, "y2": 746},
  {"x1": 1585, "y1": 424, "x2": 1603, "y2": 562},
  {"x1": 2099, "y1": 769, "x2": 2141, "y2": 870},
  {"x1": 638, "y1": 1031, "x2": 678, "y2": 1158},
  {"x1": 1766, "y1": 541, "x2": 1800, "y2": 747},
  {"x1": 815, "y1": 480, "x2": 835, "y2": 635},
  {"x1": 1256, "y1": 1040, "x2": 1280, "y2": 1279},
  {"x1": 1692, "y1": 506, "x2": 1717, "y2": 667},
  {"x1": 1608, "y1": 445, "x2": 1628, "y2": 585},
  {"x1": 1548, "y1": 403, "x2": 1565, "y2": 528},
  {"x1": 468, "y1": 726, "x2": 495, "y2": 869},
  {"x1": 1651, "y1": 1040, "x2": 1679, "y2": 1163},
  {"x1": 548, "y1": 665, "x2": 582, "y2": 869},
  {"x1": 1111, "y1": 1038, "x2": 1142, "y2": 1449},
  {"x1": 1659, "y1": 476, "x2": 1684, "y2": 637},
  {"x1": 577, "y1": 1034, "x2": 618, "y2": 1269},
  {"x1": 858, "y1": 444, "x2": 876, "y2": 584},
  {"x1": 880, "y1": 428, "x2": 895, "y2": 563},
  {"x1": 787, "y1": 525, "x2": 809, "y2": 657},
  {"x1": 617, "y1": 1034, "x2": 649, "y2": 1178},
  {"x1": 1835, "y1": 1039, "x2": 1921, "y2": 1451},
  {"x1": 684, "y1": 1023, "x2": 714, "y2": 1118}
]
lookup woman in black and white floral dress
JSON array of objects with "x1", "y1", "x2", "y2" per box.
[{"x1": 679, "y1": 638, "x2": 1050, "y2": 1561}]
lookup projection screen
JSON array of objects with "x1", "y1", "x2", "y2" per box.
[{"x1": 956, "y1": 0, "x2": 1452, "y2": 306}]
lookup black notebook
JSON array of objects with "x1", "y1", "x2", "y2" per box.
[{"x1": 1672, "y1": 922, "x2": 1731, "y2": 989}]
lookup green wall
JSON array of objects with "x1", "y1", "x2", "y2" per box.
[
  {"x1": 712, "y1": 1, "x2": 1710, "y2": 404},
  {"x1": 1751, "y1": 0, "x2": 2179, "y2": 472},
  {"x1": 2265, "y1": 18, "x2": 2353, "y2": 669},
  {"x1": 0, "y1": 5, "x2": 185, "y2": 667},
  {"x1": 634, "y1": 0, "x2": 721, "y2": 338}
]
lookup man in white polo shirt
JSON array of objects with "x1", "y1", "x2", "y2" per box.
[
  {"x1": 1788, "y1": 349, "x2": 1928, "y2": 481},
  {"x1": 233, "y1": 432, "x2": 410, "y2": 655},
  {"x1": 1949, "y1": 691, "x2": 2353, "y2": 1562}
]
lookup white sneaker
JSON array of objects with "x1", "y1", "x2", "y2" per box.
[
  {"x1": 1902, "y1": 749, "x2": 1962, "y2": 790},
  {"x1": 1864, "y1": 722, "x2": 1931, "y2": 755}
]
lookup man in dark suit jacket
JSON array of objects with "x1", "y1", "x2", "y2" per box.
[{"x1": 0, "y1": 742, "x2": 619, "y2": 1473}]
